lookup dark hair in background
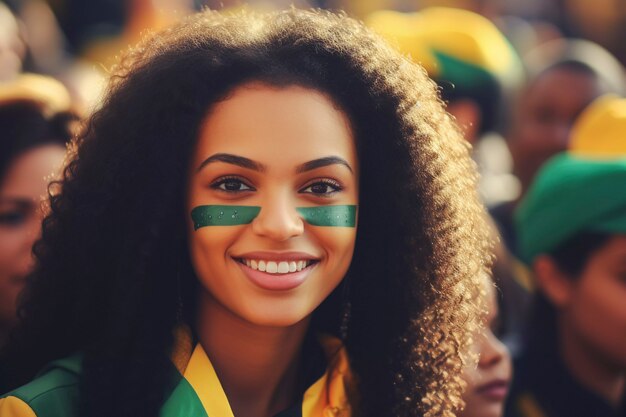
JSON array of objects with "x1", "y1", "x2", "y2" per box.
[
  {"x1": 539, "y1": 59, "x2": 621, "y2": 96},
  {"x1": 438, "y1": 72, "x2": 502, "y2": 135},
  {"x1": 526, "y1": 232, "x2": 612, "y2": 354},
  {"x1": 0, "y1": 100, "x2": 75, "y2": 181},
  {"x1": 2, "y1": 9, "x2": 490, "y2": 417},
  {"x1": 506, "y1": 39, "x2": 626, "y2": 139},
  {"x1": 523, "y1": 38, "x2": 626, "y2": 98}
]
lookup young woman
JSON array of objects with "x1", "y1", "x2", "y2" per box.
[
  {"x1": 459, "y1": 274, "x2": 512, "y2": 417},
  {"x1": 507, "y1": 96, "x2": 626, "y2": 417},
  {"x1": 0, "y1": 74, "x2": 75, "y2": 348},
  {"x1": 0, "y1": 9, "x2": 490, "y2": 417}
]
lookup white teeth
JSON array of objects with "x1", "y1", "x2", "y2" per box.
[
  {"x1": 277, "y1": 262, "x2": 290, "y2": 273},
  {"x1": 241, "y1": 258, "x2": 314, "y2": 274},
  {"x1": 266, "y1": 261, "x2": 278, "y2": 273}
]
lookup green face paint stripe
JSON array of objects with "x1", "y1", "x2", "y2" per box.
[
  {"x1": 296, "y1": 205, "x2": 357, "y2": 227},
  {"x1": 191, "y1": 204, "x2": 357, "y2": 230},
  {"x1": 191, "y1": 205, "x2": 261, "y2": 230}
]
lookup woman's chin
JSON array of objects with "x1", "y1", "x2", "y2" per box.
[{"x1": 234, "y1": 302, "x2": 313, "y2": 329}]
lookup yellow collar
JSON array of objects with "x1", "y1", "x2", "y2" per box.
[{"x1": 171, "y1": 328, "x2": 352, "y2": 417}]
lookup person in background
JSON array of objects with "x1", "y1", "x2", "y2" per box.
[
  {"x1": 488, "y1": 39, "x2": 626, "y2": 352},
  {"x1": 493, "y1": 38, "x2": 626, "y2": 257},
  {"x1": 0, "y1": 74, "x2": 76, "y2": 350},
  {"x1": 460, "y1": 273, "x2": 512, "y2": 417},
  {"x1": 507, "y1": 95, "x2": 626, "y2": 417}
]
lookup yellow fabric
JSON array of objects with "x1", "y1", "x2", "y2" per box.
[
  {"x1": 184, "y1": 344, "x2": 235, "y2": 417},
  {"x1": 512, "y1": 257, "x2": 534, "y2": 292},
  {"x1": 301, "y1": 336, "x2": 353, "y2": 417},
  {"x1": 366, "y1": 8, "x2": 519, "y2": 81},
  {"x1": 570, "y1": 95, "x2": 626, "y2": 158},
  {"x1": 182, "y1": 334, "x2": 353, "y2": 417},
  {"x1": 0, "y1": 396, "x2": 37, "y2": 417},
  {"x1": 1, "y1": 325, "x2": 353, "y2": 417},
  {"x1": 516, "y1": 393, "x2": 549, "y2": 417}
]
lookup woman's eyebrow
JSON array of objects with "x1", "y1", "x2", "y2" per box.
[
  {"x1": 296, "y1": 156, "x2": 354, "y2": 174},
  {"x1": 196, "y1": 153, "x2": 266, "y2": 173}
]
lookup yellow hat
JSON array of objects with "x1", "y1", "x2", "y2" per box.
[
  {"x1": 365, "y1": 7, "x2": 521, "y2": 85},
  {"x1": 570, "y1": 95, "x2": 626, "y2": 158},
  {"x1": 0, "y1": 73, "x2": 72, "y2": 116},
  {"x1": 366, "y1": 8, "x2": 521, "y2": 133}
]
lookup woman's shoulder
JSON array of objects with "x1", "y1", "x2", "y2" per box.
[{"x1": 0, "y1": 355, "x2": 82, "y2": 417}]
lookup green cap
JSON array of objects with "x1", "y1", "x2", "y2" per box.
[{"x1": 515, "y1": 95, "x2": 626, "y2": 264}]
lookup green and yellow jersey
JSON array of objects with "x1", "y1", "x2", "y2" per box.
[{"x1": 0, "y1": 334, "x2": 352, "y2": 417}]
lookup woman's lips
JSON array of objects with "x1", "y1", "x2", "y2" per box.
[
  {"x1": 235, "y1": 257, "x2": 318, "y2": 291},
  {"x1": 475, "y1": 379, "x2": 509, "y2": 401}
]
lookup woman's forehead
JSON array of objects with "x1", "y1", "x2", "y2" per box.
[{"x1": 193, "y1": 83, "x2": 358, "y2": 173}]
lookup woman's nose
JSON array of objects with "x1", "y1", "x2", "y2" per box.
[
  {"x1": 251, "y1": 192, "x2": 304, "y2": 241},
  {"x1": 478, "y1": 331, "x2": 510, "y2": 369}
]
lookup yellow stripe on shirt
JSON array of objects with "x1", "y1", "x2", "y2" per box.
[
  {"x1": 184, "y1": 345, "x2": 235, "y2": 417},
  {"x1": 0, "y1": 396, "x2": 37, "y2": 417}
]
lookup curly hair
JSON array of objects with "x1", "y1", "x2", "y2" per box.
[
  {"x1": 0, "y1": 100, "x2": 76, "y2": 181},
  {"x1": 3, "y1": 9, "x2": 489, "y2": 417}
]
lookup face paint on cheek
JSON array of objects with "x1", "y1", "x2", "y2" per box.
[
  {"x1": 191, "y1": 204, "x2": 358, "y2": 230},
  {"x1": 191, "y1": 205, "x2": 261, "y2": 230},
  {"x1": 296, "y1": 205, "x2": 357, "y2": 227}
]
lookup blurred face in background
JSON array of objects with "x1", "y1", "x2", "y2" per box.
[
  {"x1": 0, "y1": 144, "x2": 65, "y2": 334},
  {"x1": 460, "y1": 278, "x2": 512, "y2": 417},
  {"x1": 509, "y1": 66, "x2": 603, "y2": 194},
  {"x1": 559, "y1": 235, "x2": 626, "y2": 372}
]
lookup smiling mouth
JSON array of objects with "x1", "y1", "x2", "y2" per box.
[{"x1": 235, "y1": 258, "x2": 318, "y2": 274}]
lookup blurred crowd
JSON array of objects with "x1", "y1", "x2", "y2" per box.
[{"x1": 1, "y1": 0, "x2": 625, "y2": 416}]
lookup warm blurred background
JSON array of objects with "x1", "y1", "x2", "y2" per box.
[{"x1": 3, "y1": 0, "x2": 626, "y2": 198}]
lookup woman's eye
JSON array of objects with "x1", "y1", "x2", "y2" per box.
[
  {"x1": 0, "y1": 211, "x2": 27, "y2": 227},
  {"x1": 211, "y1": 178, "x2": 254, "y2": 192},
  {"x1": 300, "y1": 180, "x2": 342, "y2": 196}
]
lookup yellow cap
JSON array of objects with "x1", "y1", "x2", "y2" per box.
[
  {"x1": 0, "y1": 73, "x2": 72, "y2": 116},
  {"x1": 570, "y1": 95, "x2": 626, "y2": 158},
  {"x1": 365, "y1": 7, "x2": 520, "y2": 83}
]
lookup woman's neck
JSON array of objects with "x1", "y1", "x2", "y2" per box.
[
  {"x1": 559, "y1": 317, "x2": 625, "y2": 409},
  {"x1": 196, "y1": 291, "x2": 311, "y2": 417}
]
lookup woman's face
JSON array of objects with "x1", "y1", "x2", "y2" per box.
[
  {"x1": 187, "y1": 82, "x2": 359, "y2": 327},
  {"x1": 0, "y1": 144, "x2": 66, "y2": 329},
  {"x1": 563, "y1": 235, "x2": 626, "y2": 370},
  {"x1": 460, "y1": 279, "x2": 512, "y2": 417},
  {"x1": 510, "y1": 68, "x2": 602, "y2": 192}
]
